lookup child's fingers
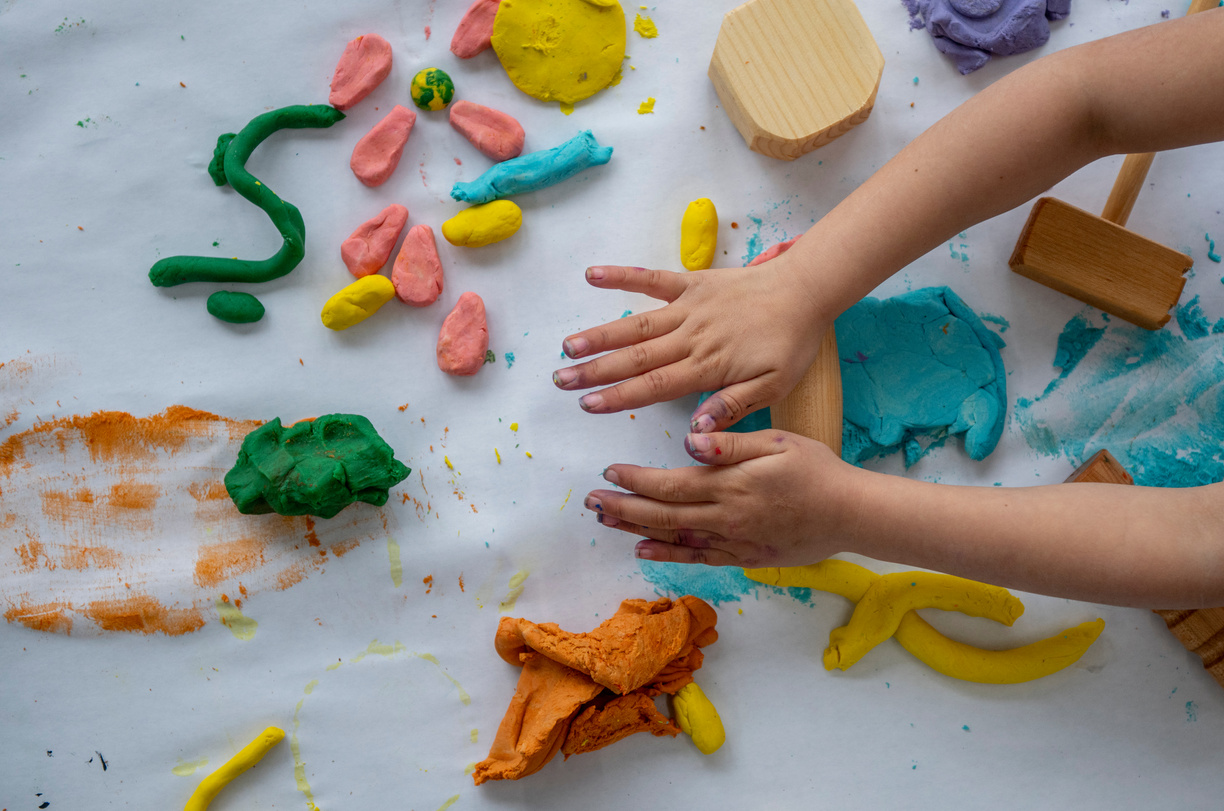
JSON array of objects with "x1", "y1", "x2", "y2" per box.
[
  {"x1": 573, "y1": 359, "x2": 702, "y2": 414},
  {"x1": 592, "y1": 465, "x2": 713, "y2": 505},
  {"x1": 553, "y1": 334, "x2": 686, "y2": 391},
  {"x1": 585, "y1": 489, "x2": 707, "y2": 532},
  {"x1": 634, "y1": 539, "x2": 742, "y2": 567},
  {"x1": 560, "y1": 306, "x2": 685, "y2": 360},
  {"x1": 583, "y1": 265, "x2": 690, "y2": 302},
  {"x1": 689, "y1": 379, "x2": 783, "y2": 433},
  {"x1": 684, "y1": 430, "x2": 793, "y2": 465},
  {"x1": 591, "y1": 512, "x2": 727, "y2": 549}
]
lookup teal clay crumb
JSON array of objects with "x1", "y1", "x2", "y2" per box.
[
  {"x1": 224, "y1": 414, "x2": 410, "y2": 518},
  {"x1": 1207, "y1": 233, "x2": 1221, "y2": 263},
  {"x1": 206, "y1": 290, "x2": 265, "y2": 323}
]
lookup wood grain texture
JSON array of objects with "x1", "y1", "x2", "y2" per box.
[
  {"x1": 1100, "y1": 152, "x2": 1155, "y2": 227},
  {"x1": 1009, "y1": 197, "x2": 1191, "y2": 330},
  {"x1": 1064, "y1": 450, "x2": 1224, "y2": 690},
  {"x1": 771, "y1": 325, "x2": 842, "y2": 454},
  {"x1": 708, "y1": 0, "x2": 884, "y2": 161}
]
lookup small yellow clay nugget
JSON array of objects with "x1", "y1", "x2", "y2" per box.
[
  {"x1": 320, "y1": 274, "x2": 395, "y2": 330},
  {"x1": 680, "y1": 198, "x2": 718, "y2": 270},
  {"x1": 673, "y1": 682, "x2": 725, "y2": 755},
  {"x1": 184, "y1": 726, "x2": 284, "y2": 811},
  {"x1": 442, "y1": 200, "x2": 523, "y2": 247}
]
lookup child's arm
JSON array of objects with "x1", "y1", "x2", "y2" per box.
[
  {"x1": 588, "y1": 431, "x2": 1224, "y2": 609},
  {"x1": 555, "y1": 8, "x2": 1224, "y2": 432}
]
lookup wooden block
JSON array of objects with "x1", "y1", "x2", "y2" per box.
[
  {"x1": 708, "y1": 0, "x2": 884, "y2": 161},
  {"x1": 771, "y1": 325, "x2": 842, "y2": 454},
  {"x1": 1009, "y1": 197, "x2": 1191, "y2": 330},
  {"x1": 1065, "y1": 450, "x2": 1224, "y2": 691}
]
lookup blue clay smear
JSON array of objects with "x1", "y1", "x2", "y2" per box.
[
  {"x1": 450, "y1": 131, "x2": 613, "y2": 204},
  {"x1": 638, "y1": 560, "x2": 813, "y2": 606}
]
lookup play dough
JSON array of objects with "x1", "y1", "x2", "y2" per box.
[
  {"x1": 341, "y1": 204, "x2": 409, "y2": 277},
  {"x1": 442, "y1": 200, "x2": 522, "y2": 246},
  {"x1": 328, "y1": 33, "x2": 393, "y2": 110},
  {"x1": 451, "y1": 0, "x2": 501, "y2": 58},
  {"x1": 747, "y1": 235, "x2": 797, "y2": 266},
  {"x1": 451, "y1": 130, "x2": 612, "y2": 204},
  {"x1": 205, "y1": 291, "x2": 265, "y2": 323},
  {"x1": 449, "y1": 100, "x2": 525, "y2": 162},
  {"x1": 437, "y1": 292, "x2": 489, "y2": 375},
  {"x1": 491, "y1": 0, "x2": 627, "y2": 104},
  {"x1": 410, "y1": 67, "x2": 455, "y2": 111},
  {"x1": 320, "y1": 274, "x2": 396, "y2": 330},
  {"x1": 392, "y1": 224, "x2": 444, "y2": 306},
  {"x1": 184, "y1": 727, "x2": 284, "y2": 811},
  {"x1": 474, "y1": 596, "x2": 718, "y2": 784},
  {"x1": 903, "y1": 0, "x2": 1070, "y2": 74},
  {"x1": 680, "y1": 198, "x2": 718, "y2": 271},
  {"x1": 350, "y1": 105, "x2": 417, "y2": 186},
  {"x1": 224, "y1": 414, "x2": 410, "y2": 519},
  {"x1": 672, "y1": 683, "x2": 725, "y2": 754},
  {"x1": 837, "y1": 286, "x2": 1006, "y2": 466},
  {"x1": 149, "y1": 104, "x2": 344, "y2": 287}
]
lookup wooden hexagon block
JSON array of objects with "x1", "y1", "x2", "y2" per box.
[{"x1": 708, "y1": 0, "x2": 884, "y2": 161}]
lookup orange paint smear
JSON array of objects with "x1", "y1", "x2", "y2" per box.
[
  {"x1": 5, "y1": 598, "x2": 73, "y2": 634},
  {"x1": 459, "y1": 574, "x2": 465, "y2": 592},
  {"x1": 81, "y1": 593, "x2": 205, "y2": 635},
  {"x1": 187, "y1": 481, "x2": 229, "y2": 502},
  {"x1": 423, "y1": 574, "x2": 434, "y2": 594},
  {"x1": 195, "y1": 537, "x2": 267, "y2": 588}
]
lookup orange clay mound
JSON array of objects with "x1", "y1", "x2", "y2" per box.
[{"x1": 474, "y1": 595, "x2": 717, "y2": 785}]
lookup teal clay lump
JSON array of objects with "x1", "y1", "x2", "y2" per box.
[
  {"x1": 450, "y1": 130, "x2": 612, "y2": 205},
  {"x1": 149, "y1": 104, "x2": 345, "y2": 287},
  {"x1": 206, "y1": 291, "x2": 265, "y2": 323},
  {"x1": 225, "y1": 414, "x2": 410, "y2": 519}
]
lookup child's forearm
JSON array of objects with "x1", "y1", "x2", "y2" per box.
[
  {"x1": 853, "y1": 474, "x2": 1224, "y2": 608},
  {"x1": 781, "y1": 8, "x2": 1224, "y2": 322}
]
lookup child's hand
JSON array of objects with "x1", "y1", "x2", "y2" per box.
[
  {"x1": 553, "y1": 259, "x2": 829, "y2": 433},
  {"x1": 584, "y1": 430, "x2": 865, "y2": 568}
]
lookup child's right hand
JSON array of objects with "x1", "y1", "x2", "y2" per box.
[{"x1": 552, "y1": 258, "x2": 830, "y2": 433}]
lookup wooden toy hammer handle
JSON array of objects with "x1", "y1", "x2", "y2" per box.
[
  {"x1": 770, "y1": 325, "x2": 843, "y2": 455},
  {"x1": 1100, "y1": 152, "x2": 1155, "y2": 227}
]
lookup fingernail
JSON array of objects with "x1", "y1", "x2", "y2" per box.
[
  {"x1": 602, "y1": 467, "x2": 619, "y2": 485},
  {"x1": 691, "y1": 413, "x2": 716, "y2": 433},
  {"x1": 635, "y1": 543, "x2": 657, "y2": 560},
  {"x1": 597, "y1": 513, "x2": 619, "y2": 527},
  {"x1": 586, "y1": 266, "x2": 607, "y2": 281},
  {"x1": 563, "y1": 337, "x2": 589, "y2": 358},
  {"x1": 580, "y1": 393, "x2": 604, "y2": 412},
  {"x1": 685, "y1": 433, "x2": 712, "y2": 454},
  {"x1": 553, "y1": 368, "x2": 577, "y2": 388},
  {"x1": 584, "y1": 495, "x2": 601, "y2": 511}
]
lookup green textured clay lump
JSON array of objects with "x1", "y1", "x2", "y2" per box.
[
  {"x1": 224, "y1": 414, "x2": 410, "y2": 518},
  {"x1": 206, "y1": 291, "x2": 265, "y2": 323}
]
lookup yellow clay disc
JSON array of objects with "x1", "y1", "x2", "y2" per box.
[{"x1": 492, "y1": 0, "x2": 627, "y2": 104}]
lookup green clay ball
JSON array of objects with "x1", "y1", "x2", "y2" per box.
[
  {"x1": 207, "y1": 290, "x2": 265, "y2": 323},
  {"x1": 410, "y1": 68, "x2": 455, "y2": 111}
]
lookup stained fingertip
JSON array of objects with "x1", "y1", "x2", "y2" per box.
[
  {"x1": 602, "y1": 467, "x2": 620, "y2": 485},
  {"x1": 563, "y1": 336, "x2": 589, "y2": 358},
  {"x1": 596, "y1": 513, "x2": 619, "y2": 527},
  {"x1": 552, "y1": 368, "x2": 577, "y2": 389},
  {"x1": 690, "y1": 413, "x2": 716, "y2": 434},
  {"x1": 586, "y1": 266, "x2": 608, "y2": 282},
  {"x1": 579, "y1": 392, "x2": 604, "y2": 412},
  {"x1": 634, "y1": 541, "x2": 659, "y2": 560}
]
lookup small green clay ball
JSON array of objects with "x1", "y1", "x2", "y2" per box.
[
  {"x1": 410, "y1": 68, "x2": 455, "y2": 111},
  {"x1": 207, "y1": 290, "x2": 265, "y2": 323}
]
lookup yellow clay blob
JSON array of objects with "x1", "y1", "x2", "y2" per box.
[
  {"x1": 320, "y1": 274, "x2": 395, "y2": 330},
  {"x1": 442, "y1": 200, "x2": 523, "y2": 247},
  {"x1": 633, "y1": 13, "x2": 658, "y2": 38},
  {"x1": 744, "y1": 561, "x2": 1105, "y2": 684},
  {"x1": 680, "y1": 198, "x2": 718, "y2": 270},
  {"x1": 492, "y1": 0, "x2": 626, "y2": 104},
  {"x1": 184, "y1": 726, "x2": 284, "y2": 811},
  {"x1": 673, "y1": 682, "x2": 725, "y2": 755}
]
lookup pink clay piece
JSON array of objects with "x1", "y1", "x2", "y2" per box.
[
  {"x1": 449, "y1": 100, "x2": 525, "y2": 162},
  {"x1": 341, "y1": 204, "x2": 409, "y2": 278},
  {"x1": 437, "y1": 292, "x2": 489, "y2": 376},
  {"x1": 350, "y1": 105, "x2": 417, "y2": 187},
  {"x1": 451, "y1": 0, "x2": 500, "y2": 59},
  {"x1": 747, "y1": 236, "x2": 798, "y2": 267},
  {"x1": 392, "y1": 224, "x2": 445, "y2": 306},
  {"x1": 329, "y1": 33, "x2": 393, "y2": 111}
]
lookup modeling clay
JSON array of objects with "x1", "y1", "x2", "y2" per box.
[
  {"x1": 341, "y1": 204, "x2": 409, "y2": 277},
  {"x1": 437, "y1": 292, "x2": 489, "y2": 375},
  {"x1": 392, "y1": 224, "x2": 444, "y2": 306},
  {"x1": 350, "y1": 105, "x2": 416, "y2": 186},
  {"x1": 680, "y1": 198, "x2": 718, "y2": 271},
  {"x1": 451, "y1": 130, "x2": 612, "y2": 204},
  {"x1": 205, "y1": 291, "x2": 265, "y2": 323},
  {"x1": 745, "y1": 562, "x2": 1104, "y2": 683},
  {"x1": 491, "y1": 0, "x2": 626, "y2": 104},
  {"x1": 441, "y1": 200, "x2": 522, "y2": 246},
  {"x1": 561, "y1": 693, "x2": 679, "y2": 757},
  {"x1": 747, "y1": 235, "x2": 797, "y2": 266},
  {"x1": 903, "y1": 0, "x2": 1070, "y2": 74},
  {"x1": 449, "y1": 100, "x2": 525, "y2": 161},
  {"x1": 328, "y1": 33, "x2": 393, "y2": 110},
  {"x1": 183, "y1": 727, "x2": 284, "y2": 811},
  {"x1": 634, "y1": 13, "x2": 658, "y2": 37},
  {"x1": 451, "y1": 0, "x2": 501, "y2": 58},
  {"x1": 149, "y1": 104, "x2": 344, "y2": 287},
  {"x1": 672, "y1": 682, "x2": 725, "y2": 754},
  {"x1": 410, "y1": 67, "x2": 455, "y2": 111},
  {"x1": 320, "y1": 274, "x2": 396, "y2": 330},
  {"x1": 224, "y1": 414, "x2": 410, "y2": 519}
]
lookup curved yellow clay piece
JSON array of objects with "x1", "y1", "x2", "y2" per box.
[
  {"x1": 673, "y1": 682, "x2": 725, "y2": 755},
  {"x1": 321, "y1": 274, "x2": 395, "y2": 330},
  {"x1": 680, "y1": 198, "x2": 718, "y2": 270},
  {"x1": 184, "y1": 726, "x2": 285, "y2": 811},
  {"x1": 744, "y1": 563, "x2": 1104, "y2": 684},
  {"x1": 442, "y1": 200, "x2": 523, "y2": 247}
]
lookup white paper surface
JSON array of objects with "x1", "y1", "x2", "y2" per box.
[{"x1": 3, "y1": 0, "x2": 1223, "y2": 808}]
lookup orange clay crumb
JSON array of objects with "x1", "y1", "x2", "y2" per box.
[{"x1": 731, "y1": 222, "x2": 738, "y2": 229}]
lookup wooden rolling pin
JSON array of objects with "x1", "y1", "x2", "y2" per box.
[{"x1": 770, "y1": 325, "x2": 842, "y2": 455}]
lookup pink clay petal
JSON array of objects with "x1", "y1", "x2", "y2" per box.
[
  {"x1": 392, "y1": 224, "x2": 445, "y2": 306},
  {"x1": 451, "y1": 0, "x2": 500, "y2": 59},
  {"x1": 350, "y1": 105, "x2": 417, "y2": 187},
  {"x1": 437, "y1": 292, "x2": 489, "y2": 376},
  {"x1": 449, "y1": 100, "x2": 525, "y2": 162},
  {"x1": 329, "y1": 33, "x2": 393, "y2": 110},
  {"x1": 746, "y1": 236, "x2": 798, "y2": 267},
  {"x1": 341, "y1": 204, "x2": 410, "y2": 278}
]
